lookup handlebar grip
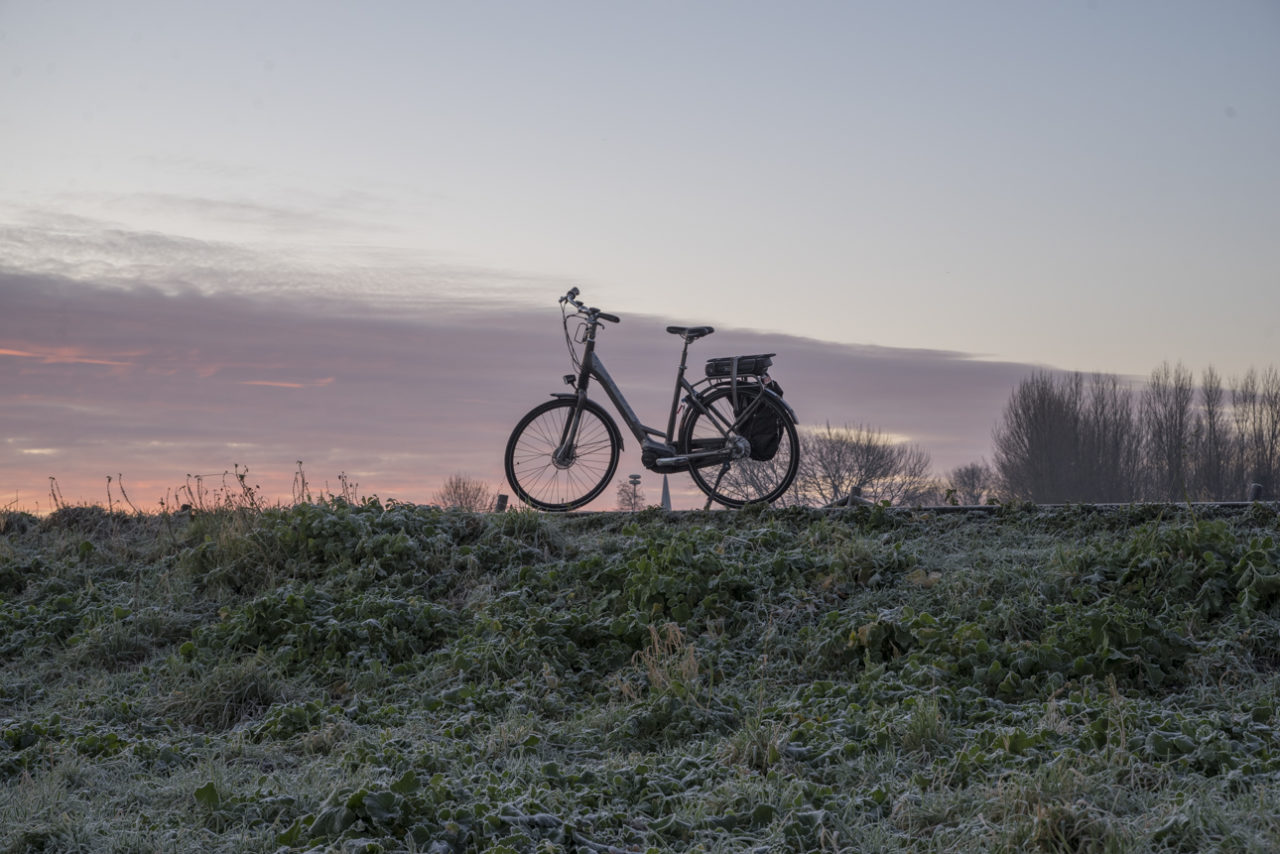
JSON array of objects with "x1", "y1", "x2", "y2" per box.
[
  {"x1": 598, "y1": 312, "x2": 620, "y2": 324},
  {"x1": 567, "y1": 287, "x2": 580, "y2": 300}
]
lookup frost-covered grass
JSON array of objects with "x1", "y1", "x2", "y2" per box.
[{"x1": 3, "y1": 501, "x2": 1280, "y2": 852}]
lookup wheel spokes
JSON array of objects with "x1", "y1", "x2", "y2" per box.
[
  {"x1": 508, "y1": 402, "x2": 618, "y2": 508},
  {"x1": 686, "y1": 389, "x2": 796, "y2": 506}
]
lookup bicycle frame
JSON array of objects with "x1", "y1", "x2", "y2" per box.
[
  {"x1": 553, "y1": 316, "x2": 793, "y2": 472},
  {"x1": 552, "y1": 320, "x2": 679, "y2": 449}
]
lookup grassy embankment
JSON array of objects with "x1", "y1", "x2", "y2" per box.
[{"x1": 3, "y1": 500, "x2": 1280, "y2": 852}]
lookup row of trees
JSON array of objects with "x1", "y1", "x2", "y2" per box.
[
  {"x1": 994, "y1": 364, "x2": 1280, "y2": 503},
  {"x1": 792, "y1": 361, "x2": 1280, "y2": 507}
]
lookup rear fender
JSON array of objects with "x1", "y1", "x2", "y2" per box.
[
  {"x1": 700, "y1": 382, "x2": 798, "y2": 422},
  {"x1": 760, "y1": 386, "x2": 798, "y2": 422}
]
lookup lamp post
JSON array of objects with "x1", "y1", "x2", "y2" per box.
[{"x1": 628, "y1": 474, "x2": 641, "y2": 511}]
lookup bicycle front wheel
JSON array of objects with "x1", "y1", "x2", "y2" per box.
[
  {"x1": 679, "y1": 386, "x2": 799, "y2": 507},
  {"x1": 504, "y1": 398, "x2": 621, "y2": 511}
]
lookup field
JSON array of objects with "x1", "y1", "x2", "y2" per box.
[{"x1": 3, "y1": 500, "x2": 1280, "y2": 853}]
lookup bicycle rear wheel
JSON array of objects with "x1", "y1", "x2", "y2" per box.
[
  {"x1": 504, "y1": 398, "x2": 621, "y2": 511},
  {"x1": 679, "y1": 386, "x2": 799, "y2": 507}
]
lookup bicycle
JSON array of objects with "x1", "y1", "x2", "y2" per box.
[{"x1": 503, "y1": 288, "x2": 800, "y2": 510}]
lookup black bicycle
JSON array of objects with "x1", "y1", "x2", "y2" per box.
[{"x1": 504, "y1": 289, "x2": 800, "y2": 510}]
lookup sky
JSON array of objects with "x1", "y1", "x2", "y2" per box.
[{"x1": 2, "y1": 1, "x2": 1278, "y2": 510}]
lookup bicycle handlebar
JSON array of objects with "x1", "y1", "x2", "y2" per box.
[{"x1": 560, "y1": 289, "x2": 620, "y2": 324}]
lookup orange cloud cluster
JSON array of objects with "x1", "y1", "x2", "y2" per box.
[
  {"x1": 239, "y1": 377, "x2": 336, "y2": 389},
  {"x1": 0, "y1": 346, "x2": 134, "y2": 366}
]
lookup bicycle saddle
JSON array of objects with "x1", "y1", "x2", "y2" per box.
[{"x1": 666, "y1": 325, "x2": 715, "y2": 340}]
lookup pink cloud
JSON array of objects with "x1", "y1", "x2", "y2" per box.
[
  {"x1": 240, "y1": 380, "x2": 307, "y2": 388},
  {"x1": 0, "y1": 345, "x2": 133, "y2": 366},
  {"x1": 238, "y1": 377, "x2": 336, "y2": 389}
]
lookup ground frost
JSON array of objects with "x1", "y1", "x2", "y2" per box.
[{"x1": 2, "y1": 502, "x2": 1280, "y2": 852}]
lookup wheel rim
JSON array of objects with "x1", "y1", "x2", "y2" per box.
[
  {"x1": 685, "y1": 390, "x2": 798, "y2": 506},
  {"x1": 508, "y1": 402, "x2": 617, "y2": 509}
]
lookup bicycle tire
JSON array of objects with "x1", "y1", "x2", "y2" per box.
[
  {"x1": 504, "y1": 397, "x2": 621, "y2": 511},
  {"x1": 679, "y1": 385, "x2": 799, "y2": 507}
]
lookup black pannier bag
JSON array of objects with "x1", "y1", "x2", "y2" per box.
[
  {"x1": 735, "y1": 380, "x2": 785, "y2": 461},
  {"x1": 705, "y1": 354, "x2": 784, "y2": 461}
]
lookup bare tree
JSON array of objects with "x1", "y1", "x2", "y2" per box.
[
  {"x1": 616, "y1": 478, "x2": 646, "y2": 511},
  {"x1": 1142, "y1": 362, "x2": 1195, "y2": 500},
  {"x1": 1080, "y1": 372, "x2": 1142, "y2": 502},
  {"x1": 794, "y1": 423, "x2": 933, "y2": 506},
  {"x1": 993, "y1": 371, "x2": 1142, "y2": 503},
  {"x1": 796, "y1": 423, "x2": 893, "y2": 507},
  {"x1": 433, "y1": 474, "x2": 495, "y2": 511},
  {"x1": 1190, "y1": 366, "x2": 1234, "y2": 500},
  {"x1": 947, "y1": 461, "x2": 995, "y2": 505},
  {"x1": 993, "y1": 372, "x2": 1084, "y2": 502},
  {"x1": 1232, "y1": 367, "x2": 1280, "y2": 499},
  {"x1": 879, "y1": 443, "x2": 936, "y2": 505}
]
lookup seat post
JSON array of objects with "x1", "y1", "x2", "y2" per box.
[{"x1": 666, "y1": 336, "x2": 694, "y2": 441}]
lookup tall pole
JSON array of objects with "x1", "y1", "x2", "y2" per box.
[{"x1": 628, "y1": 474, "x2": 641, "y2": 511}]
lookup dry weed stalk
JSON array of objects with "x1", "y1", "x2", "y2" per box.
[
  {"x1": 631, "y1": 622, "x2": 704, "y2": 705},
  {"x1": 48, "y1": 476, "x2": 66, "y2": 511},
  {"x1": 292, "y1": 460, "x2": 311, "y2": 504}
]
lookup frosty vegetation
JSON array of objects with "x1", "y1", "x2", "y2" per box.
[{"x1": 3, "y1": 501, "x2": 1280, "y2": 851}]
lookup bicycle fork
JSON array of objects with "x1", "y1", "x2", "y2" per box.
[{"x1": 553, "y1": 392, "x2": 590, "y2": 468}]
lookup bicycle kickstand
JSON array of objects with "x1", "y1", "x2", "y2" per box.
[{"x1": 705, "y1": 463, "x2": 731, "y2": 511}]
